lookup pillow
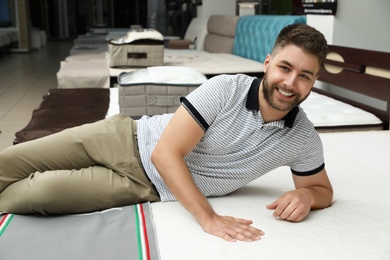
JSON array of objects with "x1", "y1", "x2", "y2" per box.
[{"x1": 167, "y1": 39, "x2": 193, "y2": 49}]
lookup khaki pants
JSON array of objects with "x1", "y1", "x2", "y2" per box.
[{"x1": 0, "y1": 114, "x2": 159, "y2": 215}]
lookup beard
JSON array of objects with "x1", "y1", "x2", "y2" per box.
[{"x1": 262, "y1": 73, "x2": 310, "y2": 112}]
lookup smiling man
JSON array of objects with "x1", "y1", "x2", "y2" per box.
[
  {"x1": 260, "y1": 43, "x2": 319, "y2": 120},
  {"x1": 0, "y1": 24, "x2": 332, "y2": 243},
  {"x1": 151, "y1": 23, "x2": 332, "y2": 242}
]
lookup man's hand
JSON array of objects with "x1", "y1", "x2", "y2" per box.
[
  {"x1": 200, "y1": 214, "x2": 265, "y2": 242},
  {"x1": 267, "y1": 169, "x2": 333, "y2": 222},
  {"x1": 266, "y1": 189, "x2": 312, "y2": 222}
]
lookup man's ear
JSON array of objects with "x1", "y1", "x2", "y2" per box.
[
  {"x1": 311, "y1": 75, "x2": 319, "y2": 89},
  {"x1": 314, "y1": 74, "x2": 319, "y2": 82},
  {"x1": 263, "y1": 54, "x2": 271, "y2": 72}
]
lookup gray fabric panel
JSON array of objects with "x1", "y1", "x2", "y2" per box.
[{"x1": 0, "y1": 203, "x2": 159, "y2": 260}]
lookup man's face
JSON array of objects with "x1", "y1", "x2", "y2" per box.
[{"x1": 262, "y1": 44, "x2": 320, "y2": 112}]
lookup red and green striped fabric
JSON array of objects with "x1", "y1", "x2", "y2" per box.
[
  {"x1": 135, "y1": 203, "x2": 152, "y2": 260},
  {"x1": 0, "y1": 213, "x2": 14, "y2": 237}
]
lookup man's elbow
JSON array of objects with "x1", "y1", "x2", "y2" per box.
[
  {"x1": 326, "y1": 187, "x2": 334, "y2": 208},
  {"x1": 310, "y1": 185, "x2": 333, "y2": 210},
  {"x1": 322, "y1": 188, "x2": 333, "y2": 209},
  {"x1": 150, "y1": 145, "x2": 175, "y2": 169},
  {"x1": 150, "y1": 147, "x2": 162, "y2": 167}
]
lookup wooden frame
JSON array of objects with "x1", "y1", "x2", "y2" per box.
[{"x1": 314, "y1": 45, "x2": 390, "y2": 130}]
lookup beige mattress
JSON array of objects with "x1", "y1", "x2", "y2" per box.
[
  {"x1": 57, "y1": 60, "x2": 110, "y2": 89},
  {"x1": 109, "y1": 49, "x2": 264, "y2": 78},
  {"x1": 69, "y1": 43, "x2": 108, "y2": 55},
  {"x1": 108, "y1": 42, "x2": 164, "y2": 68},
  {"x1": 163, "y1": 49, "x2": 264, "y2": 75}
]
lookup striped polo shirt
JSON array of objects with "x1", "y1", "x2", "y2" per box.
[{"x1": 137, "y1": 74, "x2": 324, "y2": 202}]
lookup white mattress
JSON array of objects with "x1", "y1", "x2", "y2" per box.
[
  {"x1": 151, "y1": 131, "x2": 390, "y2": 259},
  {"x1": 107, "y1": 88, "x2": 382, "y2": 127},
  {"x1": 301, "y1": 91, "x2": 382, "y2": 127},
  {"x1": 108, "y1": 49, "x2": 264, "y2": 77},
  {"x1": 107, "y1": 87, "x2": 120, "y2": 118}
]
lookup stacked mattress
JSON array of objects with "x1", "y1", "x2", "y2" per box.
[{"x1": 117, "y1": 66, "x2": 207, "y2": 116}]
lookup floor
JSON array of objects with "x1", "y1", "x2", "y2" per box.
[{"x1": 0, "y1": 41, "x2": 73, "y2": 152}]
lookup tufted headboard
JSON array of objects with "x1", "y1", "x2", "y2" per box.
[{"x1": 233, "y1": 15, "x2": 306, "y2": 63}]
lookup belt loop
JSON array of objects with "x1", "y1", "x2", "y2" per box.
[
  {"x1": 132, "y1": 120, "x2": 137, "y2": 137},
  {"x1": 131, "y1": 119, "x2": 142, "y2": 162}
]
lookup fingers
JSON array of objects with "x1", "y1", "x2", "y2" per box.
[
  {"x1": 266, "y1": 197, "x2": 281, "y2": 210},
  {"x1": 271, "y1": 197, "x2": 291, "y2": 218},
  {"x1": 209, "y1": 216, "x2": 265, "y2": 242},
  {"x1": 222, "y1": 222, "x2": 265, "y2": 242},
  {"x1": 267, "y1": 191, "x2": 311, "y2": 222},
  {"x1": 274, "y1": 202, "x2": 305, "y2": 222},
  {"x1": 234, "y1": 218, "x2": 253, "y2": 225}
]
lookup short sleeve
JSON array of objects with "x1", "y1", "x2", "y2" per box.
[
  {"x1": 290, "y1": 130, "x2": 325, "y2": 176},
  {"x1": 181, "y1": 75, "x2": 239, "y2": 130}
]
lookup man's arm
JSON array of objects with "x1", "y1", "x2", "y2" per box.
[
  {"x1": 266, "y1": 169, "x2": 333, "y2": 222},
  {"x1": 151, "y1": 106, "x2": 264, "y2": 242}
]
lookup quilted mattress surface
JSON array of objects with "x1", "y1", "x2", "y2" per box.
[
  {"x1": 300, "y1": 91, "x2": 382, "y2": 127},
  {"x1": 151, "y1": 131, "x2": 390, "y2": 259}
]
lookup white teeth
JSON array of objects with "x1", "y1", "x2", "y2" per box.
[{"x1": 277, "y1": 88, "x2": 293, "y2": 97}]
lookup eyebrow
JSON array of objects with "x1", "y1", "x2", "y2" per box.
[{"x1": 280, "y1": 60, "x2": 316, "y2": 76}]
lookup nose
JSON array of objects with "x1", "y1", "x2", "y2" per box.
[{"x1": 283, "y1": 73, "x2": 298, "y2": 87}]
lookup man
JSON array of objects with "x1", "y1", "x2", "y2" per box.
[{"x1": 0, "y1": 24, "x2": 333, "y2": 242}]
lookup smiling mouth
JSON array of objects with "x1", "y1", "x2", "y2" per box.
[{"x1": 276, "y1": 87, "x2": 294, "y2": 97}]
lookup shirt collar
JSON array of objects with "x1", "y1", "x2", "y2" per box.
[{"x1": 246, "y1": 77, "x2": 299, "y2": 128}]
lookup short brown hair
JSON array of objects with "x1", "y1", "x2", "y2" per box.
[{"x1": 272, "y1": 24, "x2": 328, "y2": 67}]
